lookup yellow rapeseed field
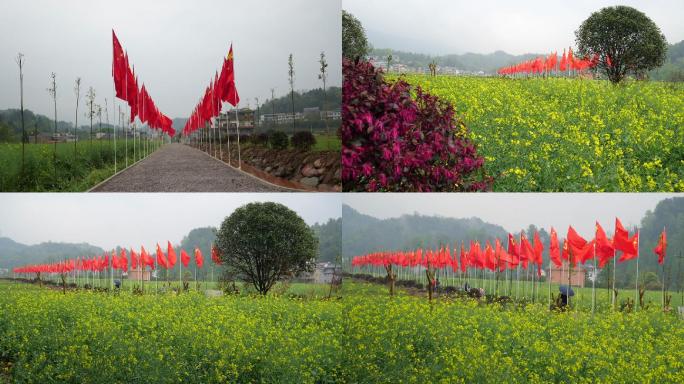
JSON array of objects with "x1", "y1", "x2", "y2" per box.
[
  {"x1": 1, "y1": 281, "x2": 683, "y2": 383},
  {"x1": 397, "y1": 75, "x2": 684, "y2": 192}
]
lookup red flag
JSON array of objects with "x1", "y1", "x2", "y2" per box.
[
  {"x1": 218, "y1": 44, "x2": 240, "y2": 106},
  {"x1": 211, "y1": 244, "x2": 222, "y2": 265},
  {"x1": 130, "y1": 248, "x2": 139, "y2": 270},
  {"x1": 119, "y1": 249, "x2": 128, "y2": 272},
  {"x1": 167, "y1": 241, "x2": 177, "y2": 268},
  {"x1": 549, "y1": 227, "x2": 562, "y2": 268},
  {"x1": 533, "y1": 231, "x2": 544, "y2": 266},
  {"x1": 653, "y1": 229, "x2": 667, "y2": 265},
  {"x1": 112, "y1": 30, "x2": 127, "y2": 100},
  {"x1": 566, "y1": 226, "x2": 588, "y2": 256},
  {"x1": 194, "y1": 248, "x2": 204, "y2": 268},
  {"x1": 156, "y1": 243, "x2": 168, "y2": 269},
  {"x1": 111, "y1": 250, "x2": 119, "y2": 269},
  {"x1": 459, "y1": 241, "x2": 467, "y2": 273},
  {"x1": 507, "y1": 233, "x2": 520, "y2": 267},
  {"x1": 484, "y1": 241, "x2": 496, "y2": 271},
  {"x1": 595, "y1": 222, "x2": 615, "y2": 268},
  {"x1": 618, "y1": 232, "x2": 639, "y2": 263},
  {"x1": 613, "y1": 218, "x2": 635, "y2": 254},
  {"x1": 141, "y1": 246, "x2": 154, "y2": 270},
  {"x1": 519, "y1": 232, "x2": 534, "y2": 269},
  {"x1": 180, "y1": 249, "x2": 190, "y2": 268}
]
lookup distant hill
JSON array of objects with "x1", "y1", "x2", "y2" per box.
[
  {"x1": 0, "y1": 108, "x2": 116, "y2": 142},
  {"x1": 312, "y1": 217, "x2": 341, "y2": 263},
  {"x1": 0, "y1": 238, "x2": 104, "y2": 271},
  {"x1": 372, "y1": 40, "x2": 684, "y2": 80},
  {"x1": 371, "y1": 48, "x2": 542, "y2": 73},
  {"x1": 343, "y1": 197, "x2": 684, "y2": 290},
  {"x1": 259, "y1": 87, "x2": 341, "y2": 115},
  {"x1": 342, "y1": 204, "x2": 510, "y2": 258},
  {"x1": 0, "y1": 219, "x2": 342, "y2": 275},
  {"x1": 650, "y1": 40, "x2": 684, "y2": 81}
]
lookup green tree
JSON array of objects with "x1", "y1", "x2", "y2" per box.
[
  {"x1": 575, "y1": 6, "x2": 667, "y2": 83},
  {"x1": 342, "y1": 10, "x2": 369, "y2": 59},
  {"x1": 215, "y1": 202, "x2": 318, "y2": 295},
  {"x1": 0, "y1": 122, "x2": 14, "y2": 142}
]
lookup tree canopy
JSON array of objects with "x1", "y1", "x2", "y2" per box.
[
  {"x1": 575, "y1": 6, "x2": 667, "y2": 83},
  {"x1": 342, "y1": 10, "x2": 369, "y2": 59},
  {"x1": 215, "y1": 202, "x2": 318, "y2": 295}
]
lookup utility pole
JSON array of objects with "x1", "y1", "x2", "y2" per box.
[{"x1": 15, "y1": 53, "x2": 27, "y2": 171}]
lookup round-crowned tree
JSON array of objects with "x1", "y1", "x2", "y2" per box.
[
  {"x1": 575, "y1": 6, "x2": 667, "y2": 83},
  {"x1": 215, "y1": 202, "x2": 318, "y2": 295}
]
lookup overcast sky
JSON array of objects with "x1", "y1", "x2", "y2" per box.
[
  {"x1": 0, "y1": 193, "x2": 341, "y2": 250},
  {"x1": 343, "y1": 193, "x2": 680, "y2": 239},
  {"x1": 343, "y1": 0, "x2": 684, "y2": 55},
  {"x1": 0, "y1": 0, "x2": 341, "y2": 125}
]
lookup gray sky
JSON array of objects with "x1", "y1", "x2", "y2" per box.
[
  {"x1": 343, "y1": 193, "x2": 680, "y2": 239},
  {"x1": 0, "y1": 193, "x2": 341, "y2": 250},
  {"x1": 0, "y1": 0, "x2": 341, "y2": 124},
  {"x1": 343, "y1": 0, "x2": 684, "y2": 55}
]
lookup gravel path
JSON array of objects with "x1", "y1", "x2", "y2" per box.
[{"x1": 91, "y1": 143, "x2": 288, "y2": 192}]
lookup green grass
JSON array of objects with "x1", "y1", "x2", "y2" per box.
[
  {"x1": 349, "y1": 267, "x2": 684, "y2": 312},
  {"x1": 0, "y1": 139, "x2": 163, "y2": 191},
  {"x1": 312, "y1": 133, "x2": 341, "y2": 152}
]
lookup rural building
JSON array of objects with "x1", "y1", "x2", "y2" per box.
[
  {"x1": 260, "y1": 112, "x2": 304, "y2": 125},
  {"x1": 298, "y1": 262, "x2": 342, "y2": 284},
  {"x1": 312, "y1": 262, "x2": 342, "y2": 284},
  {"x1": 548, "y1": 261, "x2": 587, "y2": 287},
  {"x1": 127, "y1": 267, "x2": 151, "y2": 281},
  {"x1": 32, "y1": 132, "x2": 77, "y2": 143},
  {"x1": 215, "y1": 108, "x2": 256, "y2": 135}
]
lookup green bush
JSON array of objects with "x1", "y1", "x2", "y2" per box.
[
  {"x1": 269, "y1": 131, "x2": 289, "y2": 150},
  {"x1": 290, "y1": 131, "x2": 316, "y2": 151}
]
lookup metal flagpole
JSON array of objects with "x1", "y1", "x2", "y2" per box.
[
  {"x1": 180, "y1": 255, "x2": 183, "y2": 292},
  {"x1": 661, "y1": 227, "x2": 666, "y2": 310},
  {"x1": 235, "y1": 106, "x2": 241, "y2": 169},
  {"x1": 112, "y1": 85, "x2": 117, "y2": 173},
  {"x1": 548, "y1": 258, "x2": 552, "y2": 307},
  {"x1": 226, "y1": 113, "x2": 231, "y2": 166},
  {"x1": 592, "y1": 240, "x2": 597, "y2": 314},
  {"x1": 635, "y1": 229, "x2": 640, "y2": 311},
  {"x1": 125, "y1": 111, "x2": 128, "y2": 167},
  {"x1": 610, "y1": 248, "x2": 617, "y2": 309}
]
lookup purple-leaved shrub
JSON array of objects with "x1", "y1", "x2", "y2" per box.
[{"x1": 342, "y1": 58, "x2": 491, "y2": 191}]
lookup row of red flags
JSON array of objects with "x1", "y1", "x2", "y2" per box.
[
  {"x1": 352, "y1": 218, "x2": 667, "y2": 275},
  {"x1": 12, "y1": 242, "x2": 223, "y2": 275},
  {"x1": 182, "y1": 45, "x2": 240, "y2": 136},
  {"x1": 497, "y1": 47, "x2": 610, "y2": 75},
  {"x1": 112, "y1": 30, "x2": 175, "y2": 136}
]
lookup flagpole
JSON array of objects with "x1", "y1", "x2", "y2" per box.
[
  {"x1": 610, "y1": 248, "x2": 617, "y2": 310},
  {"x1": 592, "y1": 240, "x2": 596, "y2": 314},
  {"x1": 180, "y1": 255, "x2": 183, "y2": 292},
  {"x1": 662, "y1": 227, "x2": 666, "y2": 311},
  {"x1": 635, "y1": 229, "x2": 640, "y2": 311},
  {"x1": 226, "y1": 113, "x2": 231, "y2": 166},
  {"x1": 235, "y1": 105, "x2": 241, "y2": 169},
  {"x1": 548, "y1": 258, "x2": 551, "y2": 308}
]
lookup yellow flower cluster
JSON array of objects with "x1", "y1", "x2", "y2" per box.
[
  {"x1": 1, "y1": 281, "x2": 683, "y2": 383},
  {"x1": 395, "y1": 75, "x2": 684, "y2": 192}
]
